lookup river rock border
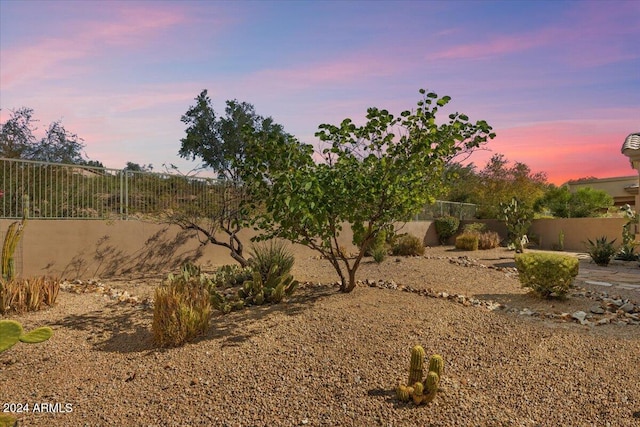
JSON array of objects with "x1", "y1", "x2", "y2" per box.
[{"x1": 358, "y1": 255, "x2": 640, "y2": 327}]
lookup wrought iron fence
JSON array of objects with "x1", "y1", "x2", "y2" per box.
[
  {"x1": 0, "y1": 158, "x2": 240, "y2": 220},
  {"x1": 0, "y1": 158, "x2": 476, "y2": 221}
]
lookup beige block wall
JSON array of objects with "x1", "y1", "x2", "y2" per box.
[
  {"x1": 0, "y1": 217, "x2": 627, "y2": 279},
  {"x1": 530, "y1": 217, "x2": 626, "y2": 252}
]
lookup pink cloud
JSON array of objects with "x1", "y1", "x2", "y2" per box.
[
  {"x1": 430, "y1": 29, "x2": 558, "y2": 60},
  {"x1": 242, "y1": 53, "x2": 407, "y2": 91},
  {"x1": 479, "y1": 121, "x2": 638, "y2": 185},
  {"x1": 1, "y1": 5, "x2": 188, "y2": 89}
]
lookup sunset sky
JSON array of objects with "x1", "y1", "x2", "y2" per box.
[{"x1": 1, "y1": 0, "x2": 638, "y2": 184}]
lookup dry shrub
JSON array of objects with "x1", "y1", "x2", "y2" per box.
[
  {"x1": 0, "y1": 277, "x2": 61, "y2": 314},
  {"x1": 478, "y1": 231, "x2": 501, "y2": 250},
  {"x1": 455, "y1": 233, "x2": 479, "y2": 251},
  {"x1": 391, "y1": 234, "x2": 425, "y2": 256},
  {"x1": 152, "y1": 274, "x2": 212, "y2": 348}
]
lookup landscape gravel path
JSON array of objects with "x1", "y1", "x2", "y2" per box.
[{"x1": 1, "y1": 247, "x2": 638, "y2": 426}]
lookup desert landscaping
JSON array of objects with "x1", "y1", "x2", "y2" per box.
[{"x1": 1, "y1": 246, "x2": 639, "y2": 427}]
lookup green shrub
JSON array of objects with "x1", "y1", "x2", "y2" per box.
[
  {"x1": 391, "y1": 234, "x2": 425, "y2": 256},
  {"x1": 586, "y1": 236, "x2": 617, "y2": 266},
  {"x1": 249, "y1": 241, "x2": 295, "y2": 282},
  {"x1": 352, "y1": 222, "x2": 394, "y2": 256},
  {"x1": 455, "y1": 233, "x2": 478, "y2": 251},
  {"x1": 434, "y1": 216, "x2": 460, "y2": 245},
  {"x1": 515, "y1": 252, "x2": 579, "y2": 298},
  {"x1": 478, "y1": 231, "x2": 500, "y2": 250},
  {"x1": 372, "y1": 246, "x2": 387, "y2": 263},
  {"x1": 152, "y1": 271, "x2": 212, "y2": 348}
]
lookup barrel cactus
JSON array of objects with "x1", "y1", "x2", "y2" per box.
[
  {"x1": 408, "y1": 345, "x2": 426, "y2": 385},
  {"x1": 428, "y1": 354, "x2": 444, "y2": 378},
  {"x1": 395, "y1": 346, "x2": 445, "y2": 406}
]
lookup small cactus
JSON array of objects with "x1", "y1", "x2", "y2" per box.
[
  {"x1": 396, "y1": 384, "x2": 411, "y2": 402},
  {"x1": 428, "y1": 354, "x2": 444, "y2": 378},
  {"x1": 396, "y1": 348, "x2": 445, "y2": 406},
  {"x1": 425, "y1": 371, "x2": 440, "y2": 392},
  {"x1": 408, "y1": 345, "x2": 426, "y2": 385},
  {"x1": 423, "y1": 371, "x2": 440, "y2": 403},
  {"x1": 412, "y1": 382, "x2": 425, "y2": 405},
  {"x1": 0, "y1": 320, "x2": 52, "y2": 352}
]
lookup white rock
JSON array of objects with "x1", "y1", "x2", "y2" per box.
[{"x1": 572, "y1": 311, "x2": 587, "y2": 322}]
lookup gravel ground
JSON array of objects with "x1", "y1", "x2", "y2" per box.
[{"x1": 1, "y1": 246, "x2": 639, "y2": 426}]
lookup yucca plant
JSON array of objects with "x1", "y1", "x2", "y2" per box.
[
  {"x1": 586, "y1": 236, "x2": 617, "y2": 266},
  {"x1": 248, "y1": 241, "x2": 295, "y2": 283}
]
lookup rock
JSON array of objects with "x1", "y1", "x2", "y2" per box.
[
  {"x1": 619, "y1": 302, "x2": 635, "y2": 313},
  {"x1": 572, "y1": 311, "x2": 587, "y2": 322},
  {"x1": 589, "y1": 306, "x2": 605, "y2": 314}
]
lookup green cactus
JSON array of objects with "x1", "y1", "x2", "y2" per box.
[
  {"x1": 396, "y1": 349, "x2": 445, "y2": 405},
  {"x1": 0, "y1": 413, "x2": 17, "y2": 427},
  {"x1": 210, "y1": 289, "x2": 245, "y2": 314},
  {"x1": 0, "y1": 320, "x2": 52, "y2": 352},
  {"x1": 408, "y1": 345, "x2": 426, "y2": 385},
  {"x1": 237, "y1": 266, "x2": 298, "y2": 306},
  {"x1": 412, "y1": 382, "x2": 425, "y2": 405},
  {"x1": 396, "y1": 384, "x2": 411, "y2": 402},
  {"x1": 2, "y1": 216, "x2": 27, "y2": 280},
  {"x1": 425, "y1": 370, "x2": 440, "y2": 392},
  {"x1": 428, "y1": 354, "x2": 444, "y2": 378}
]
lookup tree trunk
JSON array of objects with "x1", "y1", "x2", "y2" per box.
[{"x1": 340, "y1": 268, "x2": 358, "y2": 293}]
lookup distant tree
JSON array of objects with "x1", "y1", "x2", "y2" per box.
[
  {"x1": 124, "y1": 162, "x2": 153, "y2": 172},
  {"x1": 442, "y1": 162, "x2": 479, "y2": 204},
  {"x1": 171, "y1": 90, "x2": 295, "y2": 266},
  {"x1": 0, "y1": 107, "x2": 88, "y2": 164},
  {"x1": 240, "y1": 89, "x2": 495, "y2": 292},
  {"x1": 85, "y1": 160, "x2": 105, "y2": 168},
  {"x1": 537, "y1": 185, "x2": 612, "y2": 218},
  {"x1": 443, "y1": 154, "x2": 549, "y2": 219}
]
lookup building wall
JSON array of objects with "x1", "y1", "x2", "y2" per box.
[
  {"x1": 1, "y1": 218, "x2": 628, "y2": 279},
  {"x1": 567, "y1": 175, "x2": 639, "y2": 208}
]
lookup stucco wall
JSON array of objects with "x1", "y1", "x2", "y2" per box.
[
  {"x1": 530, "y1": 217, "x2": 626, "y2": 252},
  {"x1": 0, "y1": 217, "x2": 627, "y2": 279}
]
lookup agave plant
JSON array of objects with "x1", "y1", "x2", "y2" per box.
[{"x1": 586, "y1": 236, "x2": 617, "y2": 266}]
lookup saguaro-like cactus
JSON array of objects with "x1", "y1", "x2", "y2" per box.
[{"x1": 408, "y1": 345, "x2": 426, "y2": 385}]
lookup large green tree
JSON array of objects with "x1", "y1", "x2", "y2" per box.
[
  {"x1": 239, "y1": 89, "x2": 495, "y2": 292},
  {"x1": 0, "y1": 107, "x2": 88, "y2": 164},
  {"x1": 174, "y1": 90, "x2": 297, "y2": 266}
]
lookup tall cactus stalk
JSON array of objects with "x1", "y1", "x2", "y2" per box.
[
  {"x1": 408, "y1": 345, "x2": 426, "y2": 385},
  {"x1": 2, "y1": 216, "x2": 27, "y2": 280}
]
